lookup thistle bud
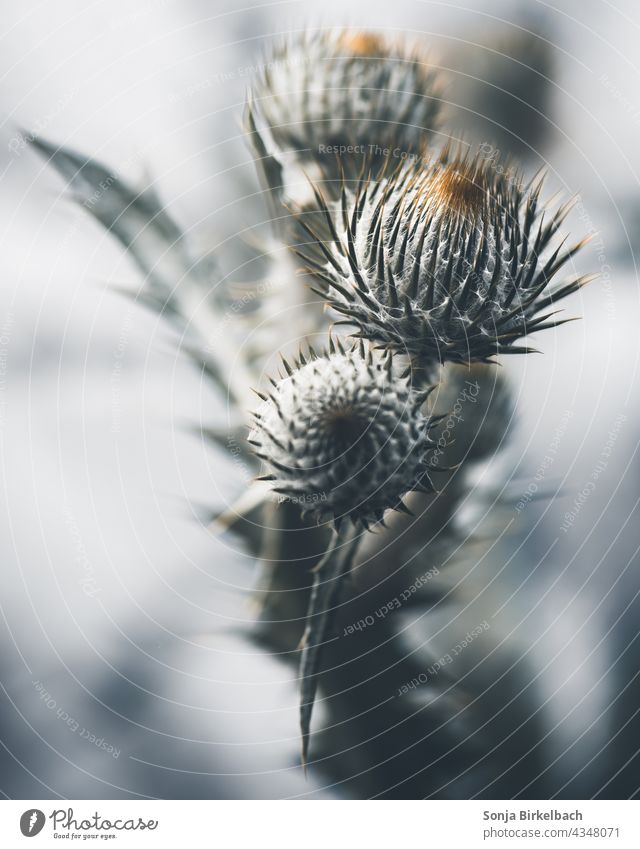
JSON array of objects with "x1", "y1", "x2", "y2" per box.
[
  {"x1": 245, "y1": 29, "x2": 442, "y2": 195},
  {"x1": 249, "y1": 343, "x2": 438, "y2": 528},
  {"x1": 294, "y1": 151, "x2": 592, "y2": 367}
]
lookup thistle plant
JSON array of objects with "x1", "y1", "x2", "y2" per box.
[
  {"x1": 243, "y1": 29, "x2": 443, "y2": 371},
  {"x1": 30, "y1": 24, "x2": 591, "y2": 792},
  {"x1": 293, "y1": 150, "x2": 591, "y2": 369},
  {"x1": 250, "y1": 340, "x2": 442, "y2": 762},
  {"x1": 250, "y1": 341, "x2": 438, "y2": 528},
  {"x1": 245, "y1": 28, "x2": 442, "y2": 210}
]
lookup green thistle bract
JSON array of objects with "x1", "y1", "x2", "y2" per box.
[
  {"x1": 293, "y1": 151, "x2": 592, "y2": 366},
  {"x1": 249, "y1": 342, "x2": 438, "y2": 529}
]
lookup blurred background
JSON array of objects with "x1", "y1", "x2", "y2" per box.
[{"x1": 0, "y1": 0, "x2": 639, "y2": 799}]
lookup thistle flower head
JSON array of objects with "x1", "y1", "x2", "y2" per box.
[
  {"x1": 246, "y1": 29, "x2": 442, "y2": 183},
  {"x1": 249, "y1": 342, "x2": 438, "y2": 528},
  {"x1": 294, "y1": 150, "x2": 592, "y2": 366}
]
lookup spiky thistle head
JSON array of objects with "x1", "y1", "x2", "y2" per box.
[
  {"x1": 245, "y1": 28, "x2": 442, "y2": 187},
  {"x1": 248, "y1": 341, "x2": 438, "y2": 529},
  {"x1": 293, "y1": 149, "x2": 592, "y2": 367}
]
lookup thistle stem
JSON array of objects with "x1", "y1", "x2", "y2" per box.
[{"x1": 299, "y1": 522, "x2": 360, "y2": 770}]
